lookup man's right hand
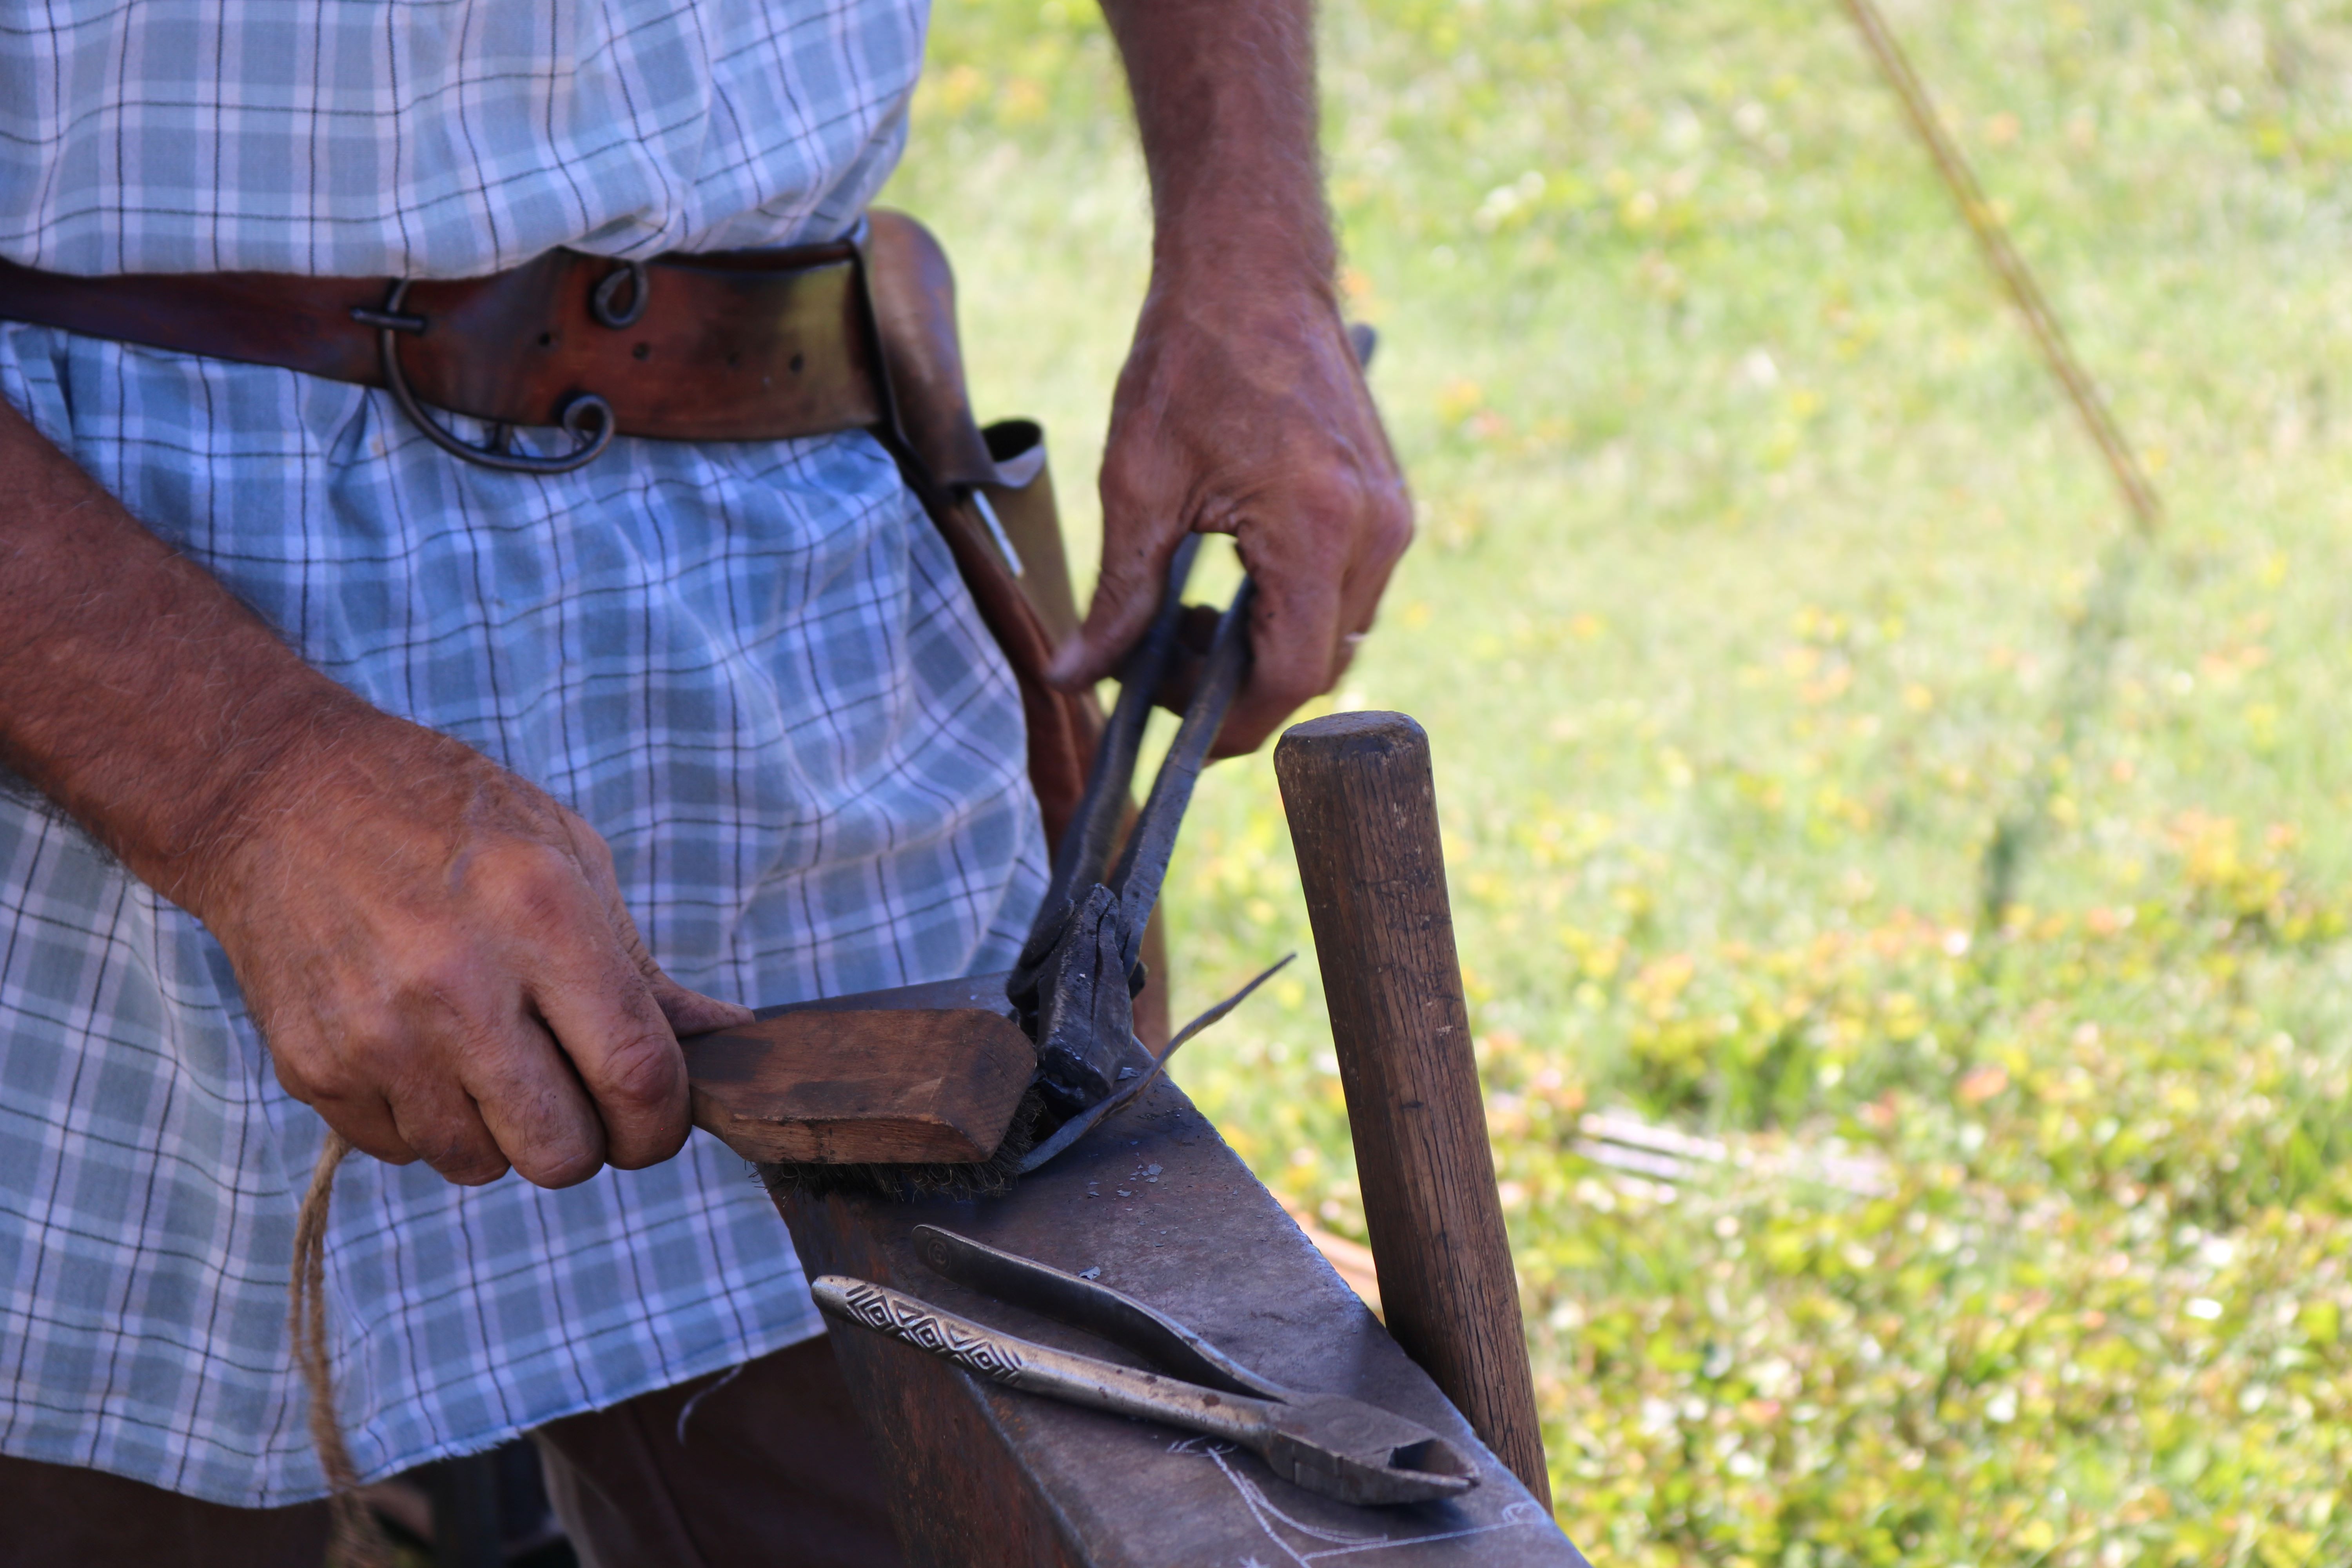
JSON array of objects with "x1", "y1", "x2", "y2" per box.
[
  {"x1": 0, "y1": 399, "x2": 744, "y2": 1189},
  {"x1": 199, "y1": 714, "x2": 750, "y2": 1186}
]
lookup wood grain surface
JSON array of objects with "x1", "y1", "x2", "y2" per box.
[
  {"x1": 773, "y1": 1079, "x2": 1585, "y2": 1567},
  {"x1": 1273, "y1": 710, "x2": 1553, "y2": 1507},
  {"x1": 683, "y1": 1004, "x2": 1036, "y2": 1164}
]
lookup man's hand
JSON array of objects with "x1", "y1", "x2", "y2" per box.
[
  {"x1": 1056, "y1": 0, "x2": 1412, "y2": 756},
  {"x1": 198, "y1": 716, "x2": 750, "y2": 1186},
  {"x1": 1055, "y1": 270, "x2": 1409, "y2": 756},
  {"x1": 0, "y1": 397, "x2": 747, "y2": 1187}
]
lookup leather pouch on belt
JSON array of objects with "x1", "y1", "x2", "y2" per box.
[
  {"x1": 858, "y1": 214, "x2": 1171, "y2": 1047},
  {"x1": 858, "y1": 212, "x2": 1100, "y2": 857}
]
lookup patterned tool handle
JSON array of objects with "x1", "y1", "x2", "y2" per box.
[
  {"x1": 812, "y1": 1276, "x2": 1029, "y2": 1384},
  {"x1": 810, "y1": 1273, "x2": 1272, "y2": 1447}
]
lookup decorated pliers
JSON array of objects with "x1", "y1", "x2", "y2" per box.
[{"x1": 812, "y1": 1224, "x2": 1479, "y2": 1508}]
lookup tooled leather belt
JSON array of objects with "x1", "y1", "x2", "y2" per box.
[
  {"x1": 0, "y1": 226, "x2": 947, "y2": 479},
  {"x1": 0, "y1": 210, "x2": 1105, "y2": 876}
]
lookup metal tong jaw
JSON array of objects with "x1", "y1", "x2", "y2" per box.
[
  {"x1": 1007, "y1": 536, "x2": 1254, "y2": 1113},
  {"x1": 812, "y1": 1225, "x2": 1478, "y2": 1508}
]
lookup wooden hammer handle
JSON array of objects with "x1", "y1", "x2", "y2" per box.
[{"x1": 1273, "y1": 711, "x2": 1550, "y2": 1507}]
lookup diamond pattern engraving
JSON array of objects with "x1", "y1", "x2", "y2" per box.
[{"x1": 842, "y1": 1282, "x2": 1027, "y2": 1383}]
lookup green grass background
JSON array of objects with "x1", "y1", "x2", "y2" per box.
[{"x1": 886, "y1": 2, "x2": 2352, "y2": 1561}]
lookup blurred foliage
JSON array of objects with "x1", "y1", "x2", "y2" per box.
[{"x1": 887, "y1": 0, "x2": 2352, "y2": 1561}]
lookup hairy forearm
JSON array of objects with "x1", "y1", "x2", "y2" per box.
[
  {"x1": 1098, "y1": 0, "x2": 1336, "y2": 294},
  {"x1": 0, "y1": 396, "x2": 741, "y2": 1184},
  {"x1": 0, "y1": 397, "x2": 359, "y2": 910},
  {"x1": 1069, "y1": 0, "x2": 1408, "y2": 753}
]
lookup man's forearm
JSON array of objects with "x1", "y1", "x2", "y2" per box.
[
  {"x1": 1066, "y1": 0, "x2": 1410, "y2": 754},
  {"x1": 0, "y1": 397, "x2": 358, "y2": 912},
  {"x1": 1098, "y1": 0, "x2": 1336, "y2": 294},
  {"x1": 0, "y1": 395, "x2": 741, "y2": 1186}
]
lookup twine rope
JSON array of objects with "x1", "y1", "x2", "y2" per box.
[
  {"x1": 291, "y1": 1129, "x2": 396, "y2": 1568},
  {"x1": 1837, "y1": 0, "x2": 2160, "y2": 534},
  {"x1": 1834, "y1": 0, "x2": 2167, "y2": 938}
]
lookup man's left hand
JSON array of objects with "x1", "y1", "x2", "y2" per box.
[{"x1": 1047, "y1": 265, "x2": 1411, "y2": 757}]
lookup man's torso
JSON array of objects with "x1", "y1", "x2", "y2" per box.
[{"x1": 0, "y1": 0, "x2": 1050, "y2": 1508}]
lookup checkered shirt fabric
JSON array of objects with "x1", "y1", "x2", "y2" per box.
[
  {"x1": 0, "y1": 333, "x2": 1044, "y2": 1503},
  {"x1": 0, "y1": 0, "x2": 1033, "y2": 1509},
  {"x1": 0, "y1": 0, "x2": 927, "y2": 276}
]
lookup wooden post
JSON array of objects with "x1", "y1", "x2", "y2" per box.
[{"x1": 1274, "y1": 711, "x2": 1550, "y2": 1506}]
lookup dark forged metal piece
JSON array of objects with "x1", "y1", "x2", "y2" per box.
[
  {"x1": 1023, "y1": 881, "x2": 1136, "y2": 1114},
  {"x1": 812, "y1": 1225, "x2": 1477, "y2": 1508}
]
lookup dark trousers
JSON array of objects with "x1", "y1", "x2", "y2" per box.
[{"x1": 0, "y1": 1336, "x2": 903, "y2": 1568}]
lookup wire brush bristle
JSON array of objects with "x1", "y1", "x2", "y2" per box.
[
  {"x1": 754, "y1": 956, "x2": 1296, "y2": 1203},
  {"x1": 756, "y1": 1082, "x2": 1049, "y2": 1201}
]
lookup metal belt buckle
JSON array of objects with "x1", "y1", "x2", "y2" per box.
[{"x1": 352, "y1": 259, "x2": 647, "y2": 475}]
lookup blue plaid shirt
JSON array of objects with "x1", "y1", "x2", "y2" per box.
[{"x1": 0, "y1": 0, "x2": 1045, "y2": 1508}]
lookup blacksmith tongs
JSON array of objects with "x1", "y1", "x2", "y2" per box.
[
  {"x1": 813, "y1": 1224, "x2": 1478, "y2": 1507},
  {"x1": 1003, "y1": 536, "x2": 1270, "y2": 1174}
]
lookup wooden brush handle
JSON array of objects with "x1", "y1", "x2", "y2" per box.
[{"x1": 1273, "y1": 711, "x2": 1551, "y2": 1507}]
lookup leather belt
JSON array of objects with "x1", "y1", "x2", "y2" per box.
[
  {"x1": 0, "y1": 213, "x2": 1111, "y2": 906},
  {"x1": 0, "y1": 238, "x2": 886, "y2": 474}
]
